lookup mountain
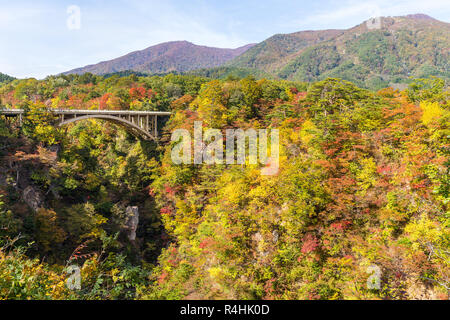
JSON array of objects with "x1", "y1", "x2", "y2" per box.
[
  {"x1": 0, "y1": 72, "x2": 15, "y2": 83},
  {"x1": 229, "y1": 29, "x2": 344, "y2": 72},
  {"x1": 64, "y1": 14, "x2": 449, "y2": 90},
  {"x1": 64, "y1": 41, "x2": 255, "y2": 75},
  {"x1": 227, "y1": 14, "x2": 449, "y2": 89}
]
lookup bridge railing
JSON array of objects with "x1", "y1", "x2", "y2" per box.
[
  {"x1": 0, "y1": 109, "x2": 171, "y2": 116},
  {"x1": 0, "y1": 109, "x2": 172, "y2": 141}
]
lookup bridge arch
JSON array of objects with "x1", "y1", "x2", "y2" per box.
[
  {"x1": 0, "y1": 109, "x2": 171, "y2": 141},
  {"x1": 58, "y1": 114, "x2": 157, "y2": 141}
]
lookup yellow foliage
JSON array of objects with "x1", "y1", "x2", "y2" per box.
[
  {"x1": 420, "y1": 101, "x2": 443, "y2": 125},
  {"x1": 404, "y1": 214, "x2": 447, "y2": 252},
  {"x1": 356, "y1": 158, "x2": 377, "y2": 191},
  {"x1": 299, "y1": 120, "x2": 320, "y2": 146}
]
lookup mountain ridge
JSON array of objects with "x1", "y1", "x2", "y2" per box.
[
  {"x1": 227, "y1": 13, "x2": 449, "y2": 89},
  {"x1": 64, "y1": 41, "x2": 256, "y2": 75},
  {"x1": 63, "y1": 14, "x2": 449, "y2": 90}
]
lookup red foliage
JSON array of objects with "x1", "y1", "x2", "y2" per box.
[
  {"x1": 147, "y1": 88, "x2": 156, "y2": 99},
  {"x1": 377, "y1": 165, "x2": 392, "y2": 175},
  {"x1": 199, "y1": 239, "x2": 209, "y2": 249},
  {"x1": 99, "y1": 93, "x2": 111, "y2": 110},
  {"x1": 301, "y1": 234, "x2": 320, "y2": 254},
  {"x1": 164, "y1": 184, "x2": 177, "y2": 197},
  {"x1": 160, "y1": 206, "x2": 173, "y2": 215},
  {"x1": 199, "y1": 237, "x2": 215, "y2": 250},
  {"x1": 158, "y1": 271, "x2": 168, "y2": 284},
  {"x1": 412, "y1": 182, "x2": 427, "y2": 189},
  {"x1": 295, "y1": 92, "x2": 307, "y2": 102},
  {"x1": 129, "y1": 87, "x2": 147, "y2": 100},
  {"x1": 148, "y1": 187, "x2": 156, "y2": 197},
  {"x1": 330, "y1": 220, "x2": 351, "y2": 232}
]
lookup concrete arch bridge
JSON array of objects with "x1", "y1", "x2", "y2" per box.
[{"x1": 0, "y1": 109, "x2": 171, "y2": 141}]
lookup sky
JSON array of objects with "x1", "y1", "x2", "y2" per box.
[{"x1": 1, "y1": 0, "x2": 449, "y2": 79}]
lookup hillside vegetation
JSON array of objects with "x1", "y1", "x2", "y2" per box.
[
  {"x1": 62, "y1": 15, "x2": 449, "y2": 91},
  {"x1": 228, "y1": 14, "x2": 450, "y2": 89},
  {"x1": 0, "y1": 72, "x2": 15, "y2": 84},
  {"x1": 229, "y1": 29, "x2": 343, "y2": 72},
  {"x1": 0, "y1": 73, "x2": 448, "y2": 299},
  {"x1": 64, "y1": 41, "x2": 255, "y2": 76}
]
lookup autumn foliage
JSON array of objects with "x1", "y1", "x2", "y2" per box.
[{"x1": 0, "y1": 73, "x2": 448, "y2": 300}]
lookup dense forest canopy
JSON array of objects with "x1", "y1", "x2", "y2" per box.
[
  {"x1": 0, "y1": 73, "x2": 448, "y2": 299},
  {"x1": 0, "y1": 73, "x2": 15, "y2": 84}
]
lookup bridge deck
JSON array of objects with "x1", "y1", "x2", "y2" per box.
[
  {"x1": 0, "y1": 109, "x2": 171, "y2": 116},
  {"x1": 0, "y1": 109, "x2": 171, "y2": 141}
]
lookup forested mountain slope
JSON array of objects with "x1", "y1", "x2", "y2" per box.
[
  {"x1": 62, "y1": 14, "x2": 448, "y2": 91},
  {"x1": 64, "y1": 41, "x2": 255, "y2": 75},
  {"x1": 228, "y1": 29, "x2": 344, "y2": 72},
  {"x1": 228, "y1": 14, "x2": 450, "y2": 89},
  {"x1": 0, "y1": 72, "x2": 15, "y2": 84}
]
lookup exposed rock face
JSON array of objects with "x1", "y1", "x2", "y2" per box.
[
  {"x1": 48, "y1": 144, "x2": 61, "y2": 156},
  {"x1": 252, "y1": 232, "x2": 270, "y2": 260},
  {"x1": 406, "y1": 279, "x2": 441, "y2": 300},
  {"x1": 0, "y1": 173, "x2": 6, "y2": 187},
  {"x1": 125, "y1": 206, "x2": 139, "y2": 241},
  {"x1": 23, "y1": 186, "x2": 44, "y2": 212},
  {"x1": 272, "y1": 230, "x2": 279, "y2": 243}
]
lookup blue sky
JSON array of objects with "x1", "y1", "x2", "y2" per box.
[{"x1": 1, "y1": 0, "x2": 449, "y2": 79}]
